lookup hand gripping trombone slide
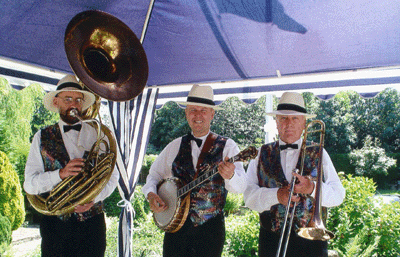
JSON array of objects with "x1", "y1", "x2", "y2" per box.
[{"x1": 275, "y1": 120, "x2": 334, "y2": 257}]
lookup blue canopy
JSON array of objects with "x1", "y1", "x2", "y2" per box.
[
  {"x1": 1, "y1": 0, "x2": 400, "y2": 96},
  {"x1": 1, "y1": 1, "x2": 400, "y2": 256}
]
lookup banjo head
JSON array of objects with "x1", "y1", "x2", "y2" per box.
[{"x1": 154, "y1": 178, "x2": 181, "y2": 228}]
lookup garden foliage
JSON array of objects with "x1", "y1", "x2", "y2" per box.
[
  {"x1": 0, "y1": 214, "x2": 12, "y2": 254},
  {"x1": 349, "y1": 136, "x2": 396, "y2": 179},
  {"x1": 224, "y1": 210, "x2": 259, "y2": 257},
  {"x1": 328, "y1": 174, "x2": 400, "y2": 256},
  {"x1": 0, "y1": 151, "x2": 25, "y2": 231}
]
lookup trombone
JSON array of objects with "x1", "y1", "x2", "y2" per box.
[{"x1": 275, "y1": 120, "x2": 334, "y2": 257}]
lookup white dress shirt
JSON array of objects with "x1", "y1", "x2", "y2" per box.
[
  {"x1": 24, "y1": 120, "x2": 119, "y2": 203},
  {"x1": 142, "y1": 131, "x2": 247, "y2": 198},
  {"x1": 244, "y1": 138, "x2": 345, "y2": 213}
]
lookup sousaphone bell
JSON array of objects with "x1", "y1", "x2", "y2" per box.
[{"x1": 64, "y1": 10, "x2": 148, "y2": 102}]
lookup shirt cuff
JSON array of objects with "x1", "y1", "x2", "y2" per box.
[
  {"x1": 272, "y1": 187, "x2": 280, "y2": 205},
  {"x1": 50, "y1": 169, "x2": 63, "y2": 186},
  {"x1": 142, "y1": 185, "x2": 157, "y2": 199}
]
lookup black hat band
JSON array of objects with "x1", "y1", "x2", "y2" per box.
[
  {"x1": 187, "y1": 96, "x2": 215, "y2": 106},
  {"x1": 277, "y1": 103, "x2": 307, "y2": 113},
  {"x1": 56, "y1": 82, "x2": 83, "y2": 91}
]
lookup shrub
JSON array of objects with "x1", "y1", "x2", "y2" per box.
[
  {"x1": 375, "y1": 200, "x2": 400, "y2": 256},
  {"x1": 224, "y1": 192, "x2": 244, "y2": 215},
  {"x1": 0, "y1": 151, "x2": 25, "y2": 230},
  {"x1": 328, "y1": 173, "x2": 400, "y2": 256},
  {"x1": 104, "y1": 189, "x2": 122, "y2": 217},
  {"x1": 349, "y1": 136, "x2": 396, "y2": 179},
  {"x1": 224, "y1": 210, "x2": 259, "y2": 257},
  {"x1": 131, "y1": 185, "x2": 151, "y2": 225},
  {"x1": 138, "y1": 154, "x2": 157, "y2": 184},
  {"x1": 105, "y1": 216, "x2": 163, "y2": 257},
  {"x1": 0, "y1": 214, "x2": 12, "y2": 254},
  {"x1": 104, "y1": 185, "x2": 151, "y2": 226}
]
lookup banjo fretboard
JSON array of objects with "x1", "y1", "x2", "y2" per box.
[{"x1": 177, "y1": 146, "x2": 257, "y2": 198}]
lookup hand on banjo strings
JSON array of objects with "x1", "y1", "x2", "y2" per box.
[
  {"x1": 218, "y1": 157, "x2": 235, "y2": 180},
  {"x1": 147, "y1": 192, "x2": 167, "y2": 213},
  {"x1": 59, "y1": 158, "x2": 85, "y2": 179}
]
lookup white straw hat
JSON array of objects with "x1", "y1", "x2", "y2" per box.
[
  {"x1": 177, "y1": 84, "x2": 222, "y2": 110},
  {"x1": 266, "y1": 92, "x2": 316, "y2": 118},
  {"x1": 43, "y1": 75, "x2": 96, "y2": 113}
]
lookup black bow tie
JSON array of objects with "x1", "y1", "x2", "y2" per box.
[
  {"x1": 279, "y1": 143, "x2": 298, "y2": 150},
  {"x1": 187, "y1": 134, "x2": 203, "y2": 147},
  {"x1": 63, "y1": 124, "x2": 82, "y2": 132}
]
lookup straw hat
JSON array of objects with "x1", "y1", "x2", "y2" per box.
[
  {"x1": 266, "y1": 92, "x2": 316, "y2": 118},
  {"x1": 177, "y1": 84, "x2": 222, "y2": 110},
  {"x1": 43, "y1": 75, "x2": 96, "y2": 113}
]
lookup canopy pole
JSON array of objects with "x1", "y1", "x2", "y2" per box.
[{"x1": 140, "y1": 0, "x2": 156, "y2": 44}]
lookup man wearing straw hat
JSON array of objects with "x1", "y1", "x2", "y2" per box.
[
  {"x1": 24, "y1": 74, "x2": 119, "y2": 257},
  {"x1": 142, "y1": 84, "x2": 247, "y2": 257},
  {"x1": 244, "y1": 92, "x2": 345, "y2": 257}
]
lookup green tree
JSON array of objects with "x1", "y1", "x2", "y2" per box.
[
  {"x1": 148, "y1": 101, "x2": 189, "y2": 153},
  {"x1": 0, "y1": 151, "x2": 25, "y2": 231},
  {"x1": 366, "y1": 88, "x2": 400, "y2": 152},
  {"x1": 29, "y1": 86, "x2": 59, "y2": 140},
  {"x1": 0, "y1": 78, "x2": 58, "y2": 182},
  {"x1": 212, "y1": 96, "x2": 266, "y2": 149},
  {"x1": 323, "y1": 88, "x2": 400, "y2": 154},
  {"x1": 309, "y1": 91, "x2": 358, "y2": 154}
]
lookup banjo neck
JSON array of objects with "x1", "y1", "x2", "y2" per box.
[{"x1": 177, "y1": 146, "x2": 257, "y2": 198}]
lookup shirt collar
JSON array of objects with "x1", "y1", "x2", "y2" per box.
[{"x1": 191, "y1": 131, "x2": 210, "y2": 141}]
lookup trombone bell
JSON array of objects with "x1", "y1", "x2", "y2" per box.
[{"x1": 297, "y1": 227, "x2": 334, "y2": 241}]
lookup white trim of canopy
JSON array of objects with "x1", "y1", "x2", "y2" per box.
[
  {"x1": 151, "y1": 65, "x2": 400, "y2": 109},
  {"x1": 0, "y1": 56, "x2": 66, "y2": 91},
  {"x1": 2, "y1": 55, "x2": 400, "y2": 106}
]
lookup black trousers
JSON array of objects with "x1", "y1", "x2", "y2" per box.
[
  {"x1": 163, "y1": 214, "x2": 225, "y2": 257},
  {"x1": 40, "y1": 213, "x2": 106, "y2": 257},
  {"x1": 259, "y1": 226, "x2": 328, "y2": 257}
]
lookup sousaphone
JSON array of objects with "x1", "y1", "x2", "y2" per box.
[{"x1": 27, "y1": 10, "x2": 148, "y2": 216}]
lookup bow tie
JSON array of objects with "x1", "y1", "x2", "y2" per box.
[
  {"x1": 63, "y1": 124, "x2": 82, "y2": 132},
  {"x1": 279, "y1": 143, "x2": 298, "y2": 150},
  {"x1": 187, "y1": 134, "x2": 203, "y2": 147}
]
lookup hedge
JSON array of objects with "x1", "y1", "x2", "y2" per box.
[{"x1": 0, "y1": 151, "x2": 25, "y2": 230}]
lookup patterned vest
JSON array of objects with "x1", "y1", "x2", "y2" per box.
[
  {"x1": 257, "y1": 141, "x2": 327, "y2": 232},
  {"x1": 172, "y1": 133, "x2": 227, "y2": 225},
  {"x1": 39, "y1": 124, "x2": 103, "y2": 221},
  {"x1": 40, "y1": 124, "x2": 70, "y2": 172}
]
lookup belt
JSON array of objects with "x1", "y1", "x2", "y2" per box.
[{"x1": 57, "y1": 201, "x2": 104, "y2": 222}]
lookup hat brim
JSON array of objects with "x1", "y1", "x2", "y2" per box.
[
  {"x1": 266, "y1": 110, "x2": 316, "y2": 118},
  {"x1": 176, "y1": 101, "x2": 223, "y2": 110},
  {"x1": 43, "y1": 88, "x2": 96, "y2": 113}
]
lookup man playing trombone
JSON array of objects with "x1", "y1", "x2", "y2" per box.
[{"x1": 244, "y1": 92, "x2": 345, "y2": 257}]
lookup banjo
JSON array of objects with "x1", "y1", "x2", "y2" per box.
[{"x1": 153, "y1": 146, "x2": 258, "y2": 233}]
